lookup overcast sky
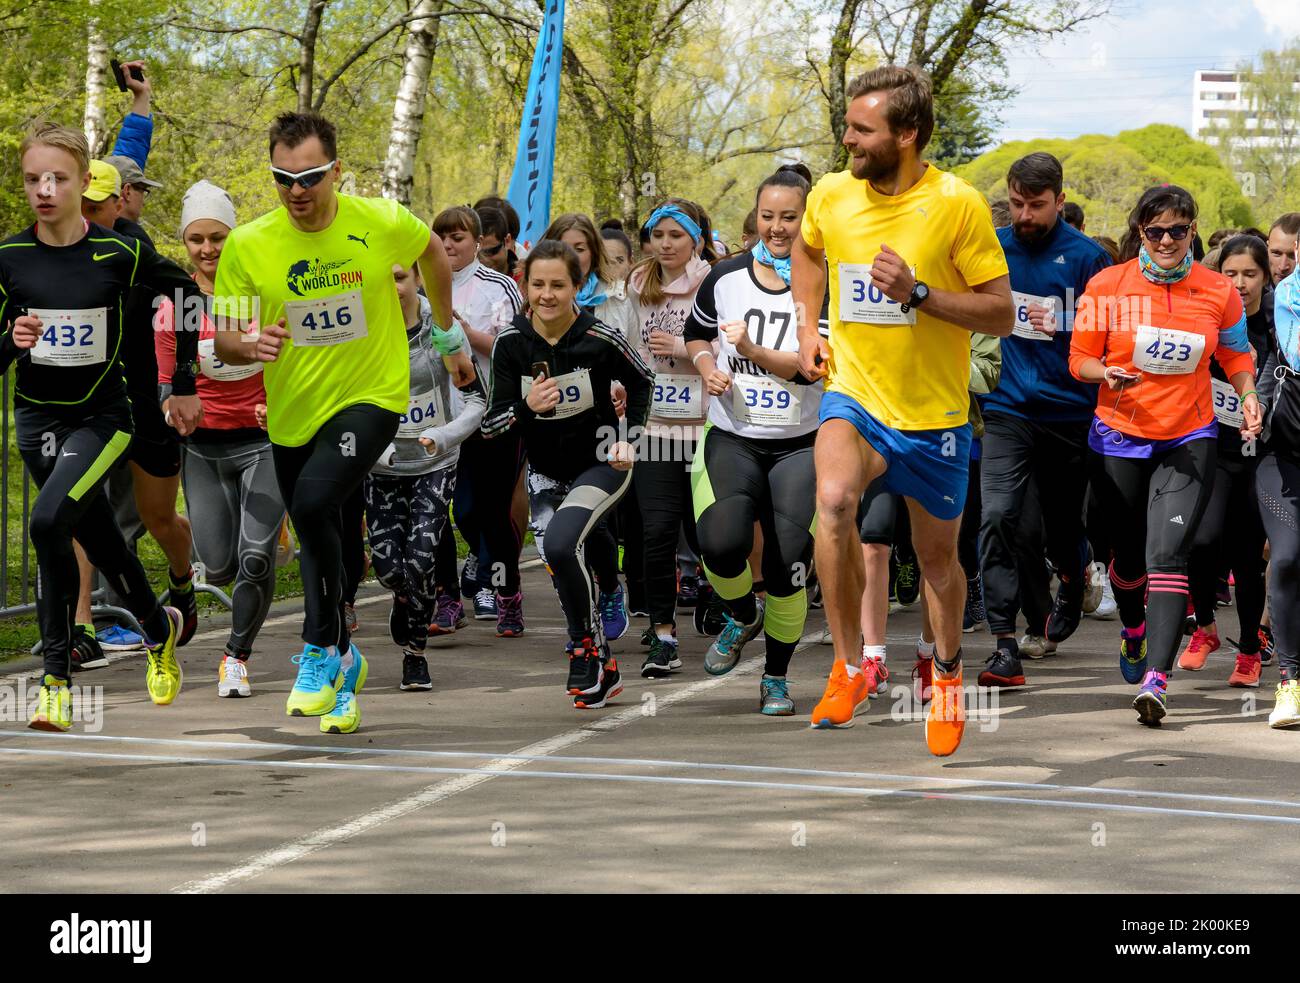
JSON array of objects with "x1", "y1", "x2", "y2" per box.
[{"x1": 993, "y1": 0, "x2": 1300, "y2": 144}]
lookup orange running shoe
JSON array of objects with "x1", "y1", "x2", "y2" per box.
[
  {"x1": 1227, "y1": 653, "x2": 1261, "y2": 688},
  {"x1": 809, "y1": 661, "x2": 870, "y2": 729},
  {"x1": 1176, "y1": 627, "x2": 1220, "y2": 671},
  {"x1": 925, "y1": 661, "x2": 966, "y2": 757}
]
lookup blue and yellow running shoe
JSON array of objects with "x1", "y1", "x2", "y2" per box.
[{"x1": 286, "y1": 644, "x2": 342, "y2": 717}]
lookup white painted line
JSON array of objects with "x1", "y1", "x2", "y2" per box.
[
  {"x1": 5, "y1": 743, "x2": 1299, "y2": 829},
  {"x1": 9, "y1": 729, "x2": 1300, "y2": 813}
]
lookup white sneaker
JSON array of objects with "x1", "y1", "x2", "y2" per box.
[
  {"x1": 218, "y1": 655, "x2": 251, "y2": 698},
  {"x1": 1018, "y1": 633, "x2": 1058, "y2": 659},
  {"x1": 1092, "y1": 573, "x2": 1118, "y2": 620},
  {"x1": 1082, "y1": 561, "x2": 1104, "y2": 615},
  {"x1": 819, "y1": 626, "x2": 833, "y2": 645}
]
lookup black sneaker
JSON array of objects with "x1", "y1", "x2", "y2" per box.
[
  {"x1": 473, "y1": 588, "x2": 497, "y2": 621},
  {"x1": 640, "y1": 626, "x2": 656, "y2": 647},
  {"x1": 168, "y1": 577, "x2": 199, "y2": 647},
  {"x1": 565, "y1": 638, "x2": 603, "y2": 696},
  {"x1": 70, "y1": 626, "x2": 108, "y2": 672},
  {"x1": 888, "y1": 551, "x2": 898, "y2": 603},
  {"x1": 694, "y1": 586, "x2": 726, "y2": 637},
  {"x1": 400, "y1": 652, "x2": 432, "y2": 691},
  {"x1": 389, "y1": 595, "x2": 410, "y2": 648},
  {"x1": 963, "y1": 576, "x2": 986, "y2": 633},
  {"x1": 641, "y1": 635, "x2": 680, "y2": 678},
  {"x1": 575, "y1": 650, "x2": 623, "y2": 709},
  {"x1": 1260, "y1": 626, "x2": 1276, "y2": 666},
  {"x1": 807, "y1": 571, "x2": 823, "y2": 610},
  {"x1": 894, "y1": 555, "x2": 920, "y2": 606},
  {"x1": 1045, "y1": 574, "x2": 1084, "y2": 644},
  {"x1": 978, "y1": 641, "x2": 1025, "y2": 688},
  {"x1": 460, "y1": 556, "x2": 479, "y2": 600},
  {"x1": 677, "y1": 574, "x2": 700, "y2": 609}
]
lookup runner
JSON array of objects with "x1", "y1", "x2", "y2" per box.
[
  {"x1": 1267, "y1": 213, "x2": 1299, "y2": 286},
  {"x1": 2, "y1": 122, "x2": 202, "y2": 730},
  {"x1": 434, "y1": 205, "x2": 525, "y2": 633},
  {"x1": 212, "y1": 111, "x2": 460, "y2": 735},
  {"x1": 684, "y1": 164, "x2": 823, "y2": 714},
  {"x1": 976, "y1": 152, "x2": 1111, "y2": 689},
  {"x1": 793, "y1": 66, "x2": 1013, "y2": 755},
  {"x1": 1263, "y1": 247, "x2": 1300, "y2": 726},
  {"x1": 1070, "y1": 184, "x2": 1261, "y2": 726},
  {"x1": 481, "y1": 240, "x2": 653, "y2": 709},
  {"x1": 1178, "y1": 235, "x2": 1276, "y2": 686},
  {"x1": 154, "y1": 180, "x2": 286, "y2": 698},
  {"x1": 600, "y1": 226, "x2": 634, "y2": 287},
  {"x1": 367, "y1": 262, "x2": 486, "y2": 691},
  {"x1": 629, "y1": 198, "x2": 712, "y2": 666}
]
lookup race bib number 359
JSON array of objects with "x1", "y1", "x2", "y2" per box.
[
  {"x1": 1133, "y1": 324, "x2": 1205, "y2": 376},
  {"x1": 837, "y1": 263, "x2": 916, "y2": 326},
  {"x1": 734, "y1": 373, "x2": 800, "y2": 426},
  {"x1": 285, "y1": 289, "x2": 369, "y2": 347},
  {"x1": 29, "y1": 307, "x2": 107, "y2": 366}
]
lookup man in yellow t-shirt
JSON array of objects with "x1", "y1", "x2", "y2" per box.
[
  {"x1": 792, "y1": 66, "x2": 1013, "y2": 753},
  {"x1": 214, "y1": 110, "x2": 467, "y2": 736}
]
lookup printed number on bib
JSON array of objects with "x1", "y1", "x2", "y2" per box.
[
  {"x1": 734, "y1": 373, "x2": 800, "y2": 426},
  {"x1": 521, "y1": 369, "x2": 594, "y2": 420},
  {"x1": 652, "y1": 373, "x2": 703, "y2": 419},
  {"x1": 284, "y1": 289, "x2": 368, "y2": 347},
  {"x1": 199, "y1": 337, "x2": 262, "y2": 382},
  {"x1": 837, "y1": 263, "x2": 916, "y2": 326},
  {"x1": 1133, "y1": 324, "x2": 1205, "y2": 375},
  {"x1": 1011, "y1": 291, "x2": 1062, "y2": 342},
  {"x1": 1211, "y1": 378, "x2": 1244, "y2": 428},
  {"x1": 29, "y1": 308, "x2": 107, "y2": 366},
  {"x1": 397, "y1": 387, "x2": 446, "y2": 437}
]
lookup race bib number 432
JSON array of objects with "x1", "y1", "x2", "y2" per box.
[
  {"x1": 29, "y1": 307, "x2": 107, "y2": 366},
  {"x1": 284, "y1": 289, "x2": 369, "y2": 347},
  {"x1": 1132, "y1": 324, "x2": 1205, "y2": 376},
  {"x1": 837, "y1": 263, "x2": 916, "y2": 326}
]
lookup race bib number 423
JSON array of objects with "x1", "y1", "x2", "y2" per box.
[
  {"x1": 837, "y1": 263, "x2": 916, "y2": 326},
  {"x1": 284, "y1": 289, "x2": 368, "y2": 347},
  {"x1": 1132, "y1": 324, "x2": 1205, "y2": 376},
  {"x1": 29, "y1": 307, "x2": 107, "y2": 366}
]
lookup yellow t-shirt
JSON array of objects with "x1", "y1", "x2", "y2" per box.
[
  {"x1": 214, "y1": 194, "x2": 431, "y2": 447},
  {"x1": 801, "y1": 164, "x2": 1007, "y2": 431}
]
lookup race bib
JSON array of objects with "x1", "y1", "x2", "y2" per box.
[
  {"x1": 1133, "y1": 324, "x2": 1205, "y2": 375},
  {"x1": 837, "y1": 263, "x2": 916, "y2": 326},
  {"x1": 734, "y1": 373, "x2": 801, "y2": 426},
  {"x1": 652, "y1": 373, "x2": 703, "y2": 419},
  {"x1": 521, "y1": 368, "x2": 594, "y2": 420},
  {"x1": 1011, "y1": 291, "x2": 1062, "y2": 342},
  {"x1": 29, "y1": 307, "x2": 107, "y2": 367},
  {"x1": 284, "y1": 289, "x2": 368, "y2": 347},
  {"x1": 199, "y1": 337, "x2": 262, "y2": 382},
  {"x1": 1211, "y1": 378, "x2": 1244, "y2": 428},
  {"x1": 397, "y1": 387, "x2": 446, "y2": 437}
]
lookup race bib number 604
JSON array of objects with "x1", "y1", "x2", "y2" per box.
[
  {"x1": 29, "y1": 307, "x2": 107, "y2": 366},
  {"x1": 837, "y1": 263, "x2": 916, "y2": 326},
  {"x1": 284, "y1": 289, "x2": 369, "y2": 347}
]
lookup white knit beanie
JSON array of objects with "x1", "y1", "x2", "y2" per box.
[{"x1": 178, "y1": 180, "x2": 236, "y2": 239}]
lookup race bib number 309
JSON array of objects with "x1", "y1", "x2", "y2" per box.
[
  {"x1": 29, "y1": 307, "x2": 107, "y2": 366},
  {"x1": 837, "y1": 263, "x2": 916, "y2": 326},
  {"x1": 285, "y1": 289, "x2": 369, "y2": 347}
]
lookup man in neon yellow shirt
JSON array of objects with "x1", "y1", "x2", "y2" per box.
[
  {"x1": 793, "y1": 66, "x2": 1013, "y2": 755},
  {"x1": 215, "y1": 111, "x2": 467, "y2": 735}
]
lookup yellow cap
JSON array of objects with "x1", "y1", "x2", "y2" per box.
[{"x1": 83, "y1": 159, "x2": 122, "y2": 202}]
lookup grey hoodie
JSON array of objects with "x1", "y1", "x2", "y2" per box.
[{"x1": 372, "y1": 294, "x2": 487, "y2": 477}]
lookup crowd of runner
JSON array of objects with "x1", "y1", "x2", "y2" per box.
[{"x1": 8, "y1": 60, "x2": 1300, "y2": 757}]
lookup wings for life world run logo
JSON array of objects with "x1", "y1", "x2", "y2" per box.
[{"x1": 286, "y1": 257, "x2": 363, "y2": 296}]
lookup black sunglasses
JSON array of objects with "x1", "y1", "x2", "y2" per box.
[
  {"x1": 479, "y1": 241, "x2": 505, "y2": 258},
  {"x1": 1142, "y1": 224, "x2": 1192, "y2": 243},
  {"x1": 270, "y1": 160, "x2": 336, "y2": 190}
]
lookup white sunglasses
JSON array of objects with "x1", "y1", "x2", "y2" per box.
[{"x1": 270, "y1": 160, "x2": 336, "y2": 189}]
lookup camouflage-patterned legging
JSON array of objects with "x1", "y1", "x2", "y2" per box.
[{"x1": 363, "y1": 466, "x2": 456, "y2": 652}]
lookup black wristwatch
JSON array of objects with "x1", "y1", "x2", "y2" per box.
[{"x1": 906, "y1": 281, "x2": 930, "y2": 310}]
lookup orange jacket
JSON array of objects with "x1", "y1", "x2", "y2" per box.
[{"x1": 1069, "y1": 260, "x2": 1252, "y2": 440}]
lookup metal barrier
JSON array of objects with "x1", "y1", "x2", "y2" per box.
[{"x1": 2, "y1": 369, "x2": 233, "y2": 653}]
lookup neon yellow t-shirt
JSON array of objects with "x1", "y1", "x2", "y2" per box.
[
  {"x1": 213, "y1": 194, "x2": 430, "y2": 446},
  {"x1": 801, "y1": 164, "x2": 1007, "y2": 431}
]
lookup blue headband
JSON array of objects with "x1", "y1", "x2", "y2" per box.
[{"x1": 644, "y1": 204, "x2": 702, "y2": 244}]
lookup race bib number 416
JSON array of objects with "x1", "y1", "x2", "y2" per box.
[
  {"x1": 837, "y1": 263, "x2": 917, "y2": 326},
  {"x1": 284, "y1": 289, "x2": 369, "y2": 347},
  {"x1": 29, "y1": 307, "x2": 107, "y2": 366}
]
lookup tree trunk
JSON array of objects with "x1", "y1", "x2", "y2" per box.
[
  {"x1": 381, "y1": 0, "x2": 442, "y2": 204},
  {"x1": 83, "y1": 0, "x2": 109, "y2": 157},
  {"x1": 297, "y1": 0, "x2": 328, "y2": 113},
  {"x1": 828, "y1": 0, "x2": 865, "y2": 172}
]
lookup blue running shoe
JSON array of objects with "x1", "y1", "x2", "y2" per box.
[
  {"x1": 1133, "y1": 669, "x2": 1167, "y2": 726},
  {"x1": 335, "y1": 642, "x2": 369, "y2": 694},
  {"x1": 1120, "y1": 628, "x2": 1148, "y2": 684},
  {"x1": 759, "y1": 676, "x2": 795, "y2": 716},
  {"x1": 704, "y1": 598, "x2": 765, "y2": 676},
  {"x1": 96, "y1": 624, "x2": 144, "y2": 651},
  {"x1": 599, "y1": 585, "x2": 629, "y2": 641},
  {"x1": 321, "y1": 689, "x2": 360, "y2": 734},
  {"x1": 286, "y1": 644, "x2": 342, "y2": 717}
]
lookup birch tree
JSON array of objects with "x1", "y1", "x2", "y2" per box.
[
  {"x1": 83, "y1": 0, "x2": 109, "y2": 155},
  {"x1": 382, "y1": 0, "x2": 444, "y2": 203}
]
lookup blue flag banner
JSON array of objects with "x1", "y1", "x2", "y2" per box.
[{"x1": 506, "y1": 0, "x2": 565, "y2": 252}]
